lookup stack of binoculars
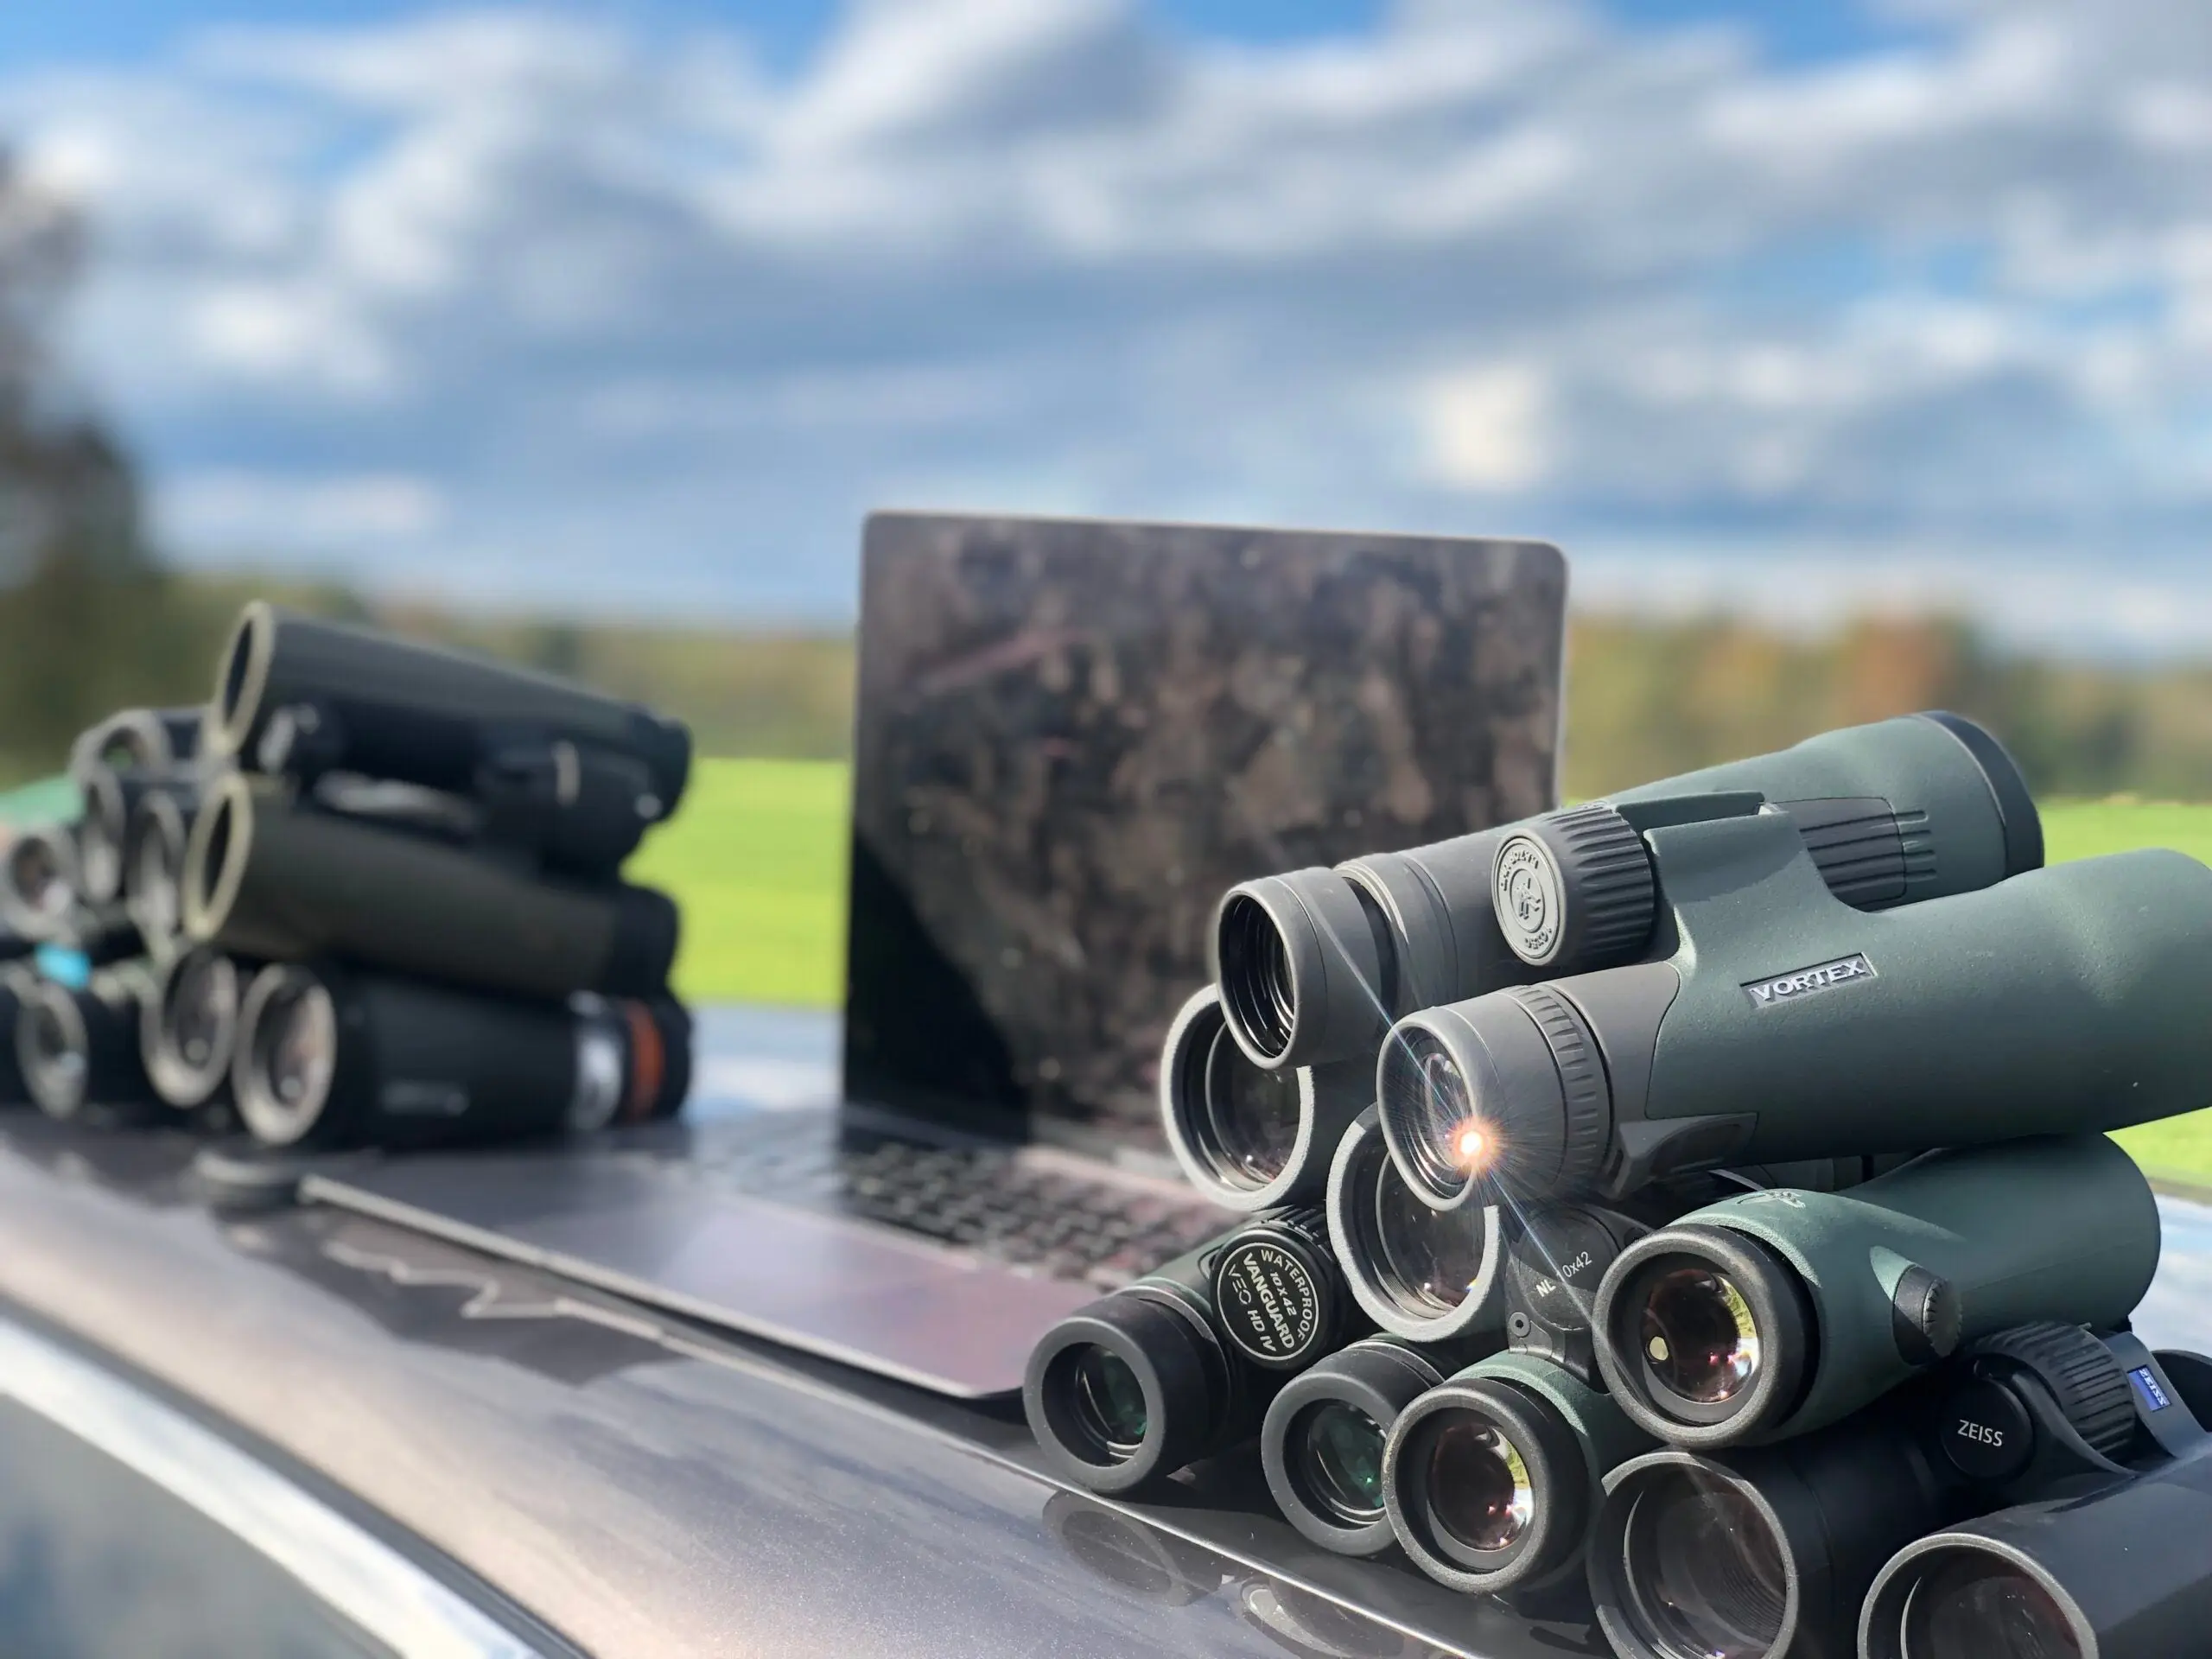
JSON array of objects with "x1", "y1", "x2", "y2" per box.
[
  {"x1": 0, "y1": 602, "x2": 695, "y2": 1149},
  {"x1": 1025, "y1": 711, "x2": 2212, "y2": 1659}
]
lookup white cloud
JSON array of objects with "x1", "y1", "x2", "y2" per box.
[
  {"x1": 2, "y1": 0, "x2": 2212, "y2": 644},
  {"x1": 164, "y1": 470, "x2": 447, "y2": 548},
  {"x1": 1421, "y1": 363, "x2": 1554, "y2": 492}
]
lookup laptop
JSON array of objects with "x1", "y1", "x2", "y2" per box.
[{"x1": 305, "y1": 513, "x2": 1567, "y2": 1397}]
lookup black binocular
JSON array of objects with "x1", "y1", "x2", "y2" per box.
[
  {"x1": 232, "y1": 961, "x2": 690, "y2": 1150},
  {"x1": 1589, "y1": 1328, "x2": 2209, "y2": 1659},
  {"x1": 205, "y1": 603, "x2": 691, "y2": 876},
  {"x1": 1024, "y1": 1209, "x2": 1371, "y2": 1495},
  {"x1": 184, "y1": 772, "x2": 679, "y2": 1003}
]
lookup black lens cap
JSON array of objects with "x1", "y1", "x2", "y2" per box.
[
  {"x1": 1212, "y1": 1211, "x2": 1344, "y2": 1371},
  {"x1": 1939, "y1": 1377, "x2": 2034, "y2": 1482}
]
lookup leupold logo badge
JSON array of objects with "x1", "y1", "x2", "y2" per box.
[
  {"x1": 1743, "y1": 953, "x2": 1877, "y2": 1009},
  {"x1": 1495, "y1": 836, "x2": 1562, "y2": 963}
]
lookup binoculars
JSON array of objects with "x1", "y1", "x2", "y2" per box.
[
  {"x1": 71, "y1": 705, "x2": 203, "y2": 912},
  {"x1": 1590, "y1": 1328, "x2": 2209, "y2": 1659},
  {"x1": 1859, "y1": 1358, "x2": 2212, "y2": 1659},
  {"x1": 232, "y1": 962, "x2": 690, "y2": 1150},
  {"x1": 205, "y1": 603, "x2": 691, "y2": 876},
  {"x1": 122, "y1": 775, "x2": 202, "y2": 948},
  {"x1": 1024, "y1": 1209, "x2": 1370, "y2": 1495},
  {"x1": 1376, "y1": 826, "x2": 2212, "y2": 1211},
  {"x1": 1591, "y1": 1135, "x2": 2159, "y2": 1449},
  {"x1": 1211, "y1": 712, "x2": 2039, "y2": 1077},
  {"x1": 1081, "y1": 703, "x2": 2212, "y2": 1657},
  {"x1": 184, "y1": 772, "x2": 679, "y2": 1002}
]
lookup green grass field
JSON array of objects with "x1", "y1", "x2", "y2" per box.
[{"x1": 639, "y1": 766, "x2": 2212, "y2": 1184}]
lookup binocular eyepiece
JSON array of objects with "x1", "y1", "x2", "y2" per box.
[
  {"x1": 1261, "y1": 1338, "x2": 1471, "y2": 1556},
  {"x1": 1026, "y1": 1211, "x2": 1367, "y2": 1496},
  {"x1": 1325, "y1": 1106, "x2": 1504, "y2": 1344},
  {"x1": 1381, "y1": 1350, "x2": 1652, "y2": 1599},
  {"x1": 70, "y1": 708, "x2": 206, "y2": 911},
  {"x1": 1160, "y1": 986, "x2": 1370, "y2": 1211},
  {"x1": 123, "y1": 782, "x2": 198, "y2": 948}
]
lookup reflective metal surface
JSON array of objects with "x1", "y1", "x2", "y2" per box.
[
  {"x1": 0, "y1": 1004, "x2": 2203, "y2": 1658},
  {"x1": 0, "y1": 1309, "x2": 543, "y2": 1657}
]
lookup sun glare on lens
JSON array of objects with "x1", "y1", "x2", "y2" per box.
[{"x1": 1448, "y1": 1120, "x2": 1499, "y2": 1176}]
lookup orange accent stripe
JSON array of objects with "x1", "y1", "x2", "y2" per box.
[{"x1": 620, "y1": 1001, "x2": 665, "y2": 1123}]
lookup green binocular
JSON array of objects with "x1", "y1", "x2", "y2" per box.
[
  {"x1": 1382, "y1": 1347, "x2": 1652, "y2": 1599},
  {"x1": 1377, "y1": 813, "x2": 2212, "y2": 1211},
  {"x1": 1212, "y1": 711, "x2": 2038, "y2": 1075},
  {"x1": 1590, "y1": 1135, "x2": 2158, "y2": 1449}
]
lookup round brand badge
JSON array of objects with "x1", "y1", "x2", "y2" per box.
[
  {"x1": 1215, "y1": 1239, "x2": 1324, "y2": 1365},
  {"x1": 1494, "y1": 834, "x2": 1564, "y2": 966}
]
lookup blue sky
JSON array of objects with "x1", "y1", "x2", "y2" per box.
[{"x1": 4, "y1": 0, "x2": 2210, "y2": 651}]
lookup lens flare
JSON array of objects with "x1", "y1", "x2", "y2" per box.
[{"x1": 1448, "y1": 1121, "x2": 1499, "y2": 1175}]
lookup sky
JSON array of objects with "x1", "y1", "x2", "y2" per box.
[{"x1": 3, "y1": 0, "x2": 2211, "y2": 651}]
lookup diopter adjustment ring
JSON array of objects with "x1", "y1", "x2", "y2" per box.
[
  {"x1": 1971, "y1": 1322, "x2": 2136, "y2": 1462},
  {"x1": 1491, "y1": 804, "x2": 1656, "y2": 974},
  {"x1": 1505, "y1": 985, "x2": 1611, "y2": 1197}
]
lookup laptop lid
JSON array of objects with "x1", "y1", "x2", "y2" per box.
[{"x1": 842, "y1": 513, "x2": 1567, "y2": 1165}]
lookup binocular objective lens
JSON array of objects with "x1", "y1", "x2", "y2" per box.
[
  {"x1": 1372, "y1": 1166, "x2": 1484, "y2": 1312},
  {"x1": 1624, "y1": 1471, "x2": 1787, "y2": 1659},
  {"x1": 1381, "y1": 1030, "x2": 1491, "y2": 1202},
  {"x1": 1200, "y1": 1027, "x2": 1301, "y2": 1188},
  {"x1": 169, "y1": 957, "x2": 231, "y2": 1069},
  {"x1": 1217, "y1": 896, "x2": 1296, "y2": 1061},
  {"x1": 1640, "y1": 1266, "x2": 1762, "y2": 1405},
  {"x1": 134, "y1": 830, "x2": 180, "y2": 938},
  {"x1": 10, "y1": 838, "x2": 66, "y2": 920},
  {"x1": 1903, "y1": 1556, "x2": 2082, "y2": 1659},
  {"x1": 29, "y1": 1003, "x2": 81, "y2": 1084},
  {"x1": 1424, "y1": 1418, "x2": 1535, "y2": 1554},
  {"x1": 1294, "y1": 1402, "x2": 1388, "y2": 1525},
  {"x1": 1071, "y1": 1347, "x2": 1148, "y2": 1459},
  {"x1": 261, "y1": 982, "x2": 336, "y2": 1115}
]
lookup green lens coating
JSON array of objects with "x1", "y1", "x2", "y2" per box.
[
  {"x1": 1071, "y1": 1347, "x2": 1148, "y2": 1457},
  {"x1": 1294, "y1": 1402, "x2": 1387, "y2": 1524}
]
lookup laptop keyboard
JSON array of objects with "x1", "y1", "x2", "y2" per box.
[{"x1": 677, "y1": 1122, "x2": 1231, "y2": 1291}]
